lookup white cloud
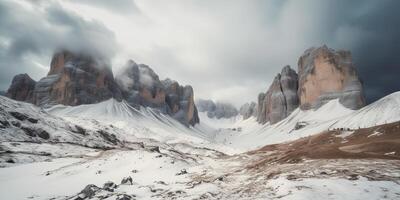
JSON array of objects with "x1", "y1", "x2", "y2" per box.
[{"x1": 1, "y1": 0, "x2": 399, "y2": 104}]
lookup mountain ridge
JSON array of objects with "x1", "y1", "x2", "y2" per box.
[{"x1": 6, "y1": 50, "x2": 200, "y2": 126}]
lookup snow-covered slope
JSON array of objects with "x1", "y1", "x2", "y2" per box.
[
  {"x1": 332, "y1": 91, "x2": 400, "y2": 129},
  {"x1": 46, "y1": 99, "x2": 242, "y2": 154},
  {"x1": 5, "y1": 90, "x2": 399, "y2": 154},
  {"x1": 48, "y1": 99, "x2": 204, "y2": 142},
  {"x1": 0, "y1": 96, "x2": 127, "y2": 149},
  {"x1": 1, "y1": 93, "x2": 400, "y2": 200},
  {"x1": 210, "y1": 92, "x2": 400, "y2": 151}
]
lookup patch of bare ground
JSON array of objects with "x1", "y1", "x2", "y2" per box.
[
  {"x1": 187, "y1": 122, "x2": 400, "y2": 199},
  {"x1": 250, "y1": 121, "x2": 400, "y2": 164}
]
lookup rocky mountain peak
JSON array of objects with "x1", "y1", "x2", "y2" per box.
[
  {"x1": 298, "y1": 45, "x2": 365, "y2": 110},
  {"x1": 31, "y1": 50, "x2": 122, "y2": 106},
  {"x1": 6, "y1": 52, "x2": 200, "y2": 126},
  {"x1": 115, "y1": 61, "x2": 199, "y2": 126},
  {"x1": 6, "y1": 73, "x2": 36, "y2": 103},
  {"x1": 255, "y1": 45, "x2": 366, "y2": 125},
  {"x1": 256, "y1": 65, "x2": 299, "y2": 124}
]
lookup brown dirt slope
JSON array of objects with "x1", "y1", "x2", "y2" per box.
[{"x1": 249, "y1": 121, "x2": 400, "y2": 165}]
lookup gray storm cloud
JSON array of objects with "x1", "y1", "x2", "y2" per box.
[
  {"x1": 0, "y1": 0, "x2": 399, "y2": 106},
  {"x1": 0, "y1": 0, "x2": 117, "y2": 88}
]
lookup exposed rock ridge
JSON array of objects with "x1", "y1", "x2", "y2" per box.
[
  {"x1": 257, "y1": 65, "x2": 299, "y2": 124},
  {"x1": 255, "y1": 45, "x2": 365, "y2": 125},
  {"x1": 115, "y1": 60, "x2": 199, "y2": 126},
  {"x1": 6, "y1": 51, "x2": 199, "y2": 126}
]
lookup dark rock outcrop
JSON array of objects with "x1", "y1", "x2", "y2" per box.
[
  {"x1": 116, "y1": 60, "x2": 199, "y2": 126},
  {"x1": 196, "y1": 99, "x2": 238, "y2": 119},
  {"x1": 257, "y1": 65, "x2": 299, "y2": 124},
  {"x1": 6, "y1": 74, "x2": 36, "y2": 102},
  {"x1": 77, "y1": 184, "x2": 101, "y2": 199},
  {"x1": 121, "y1": 176, "x2": 133, "y2": 185},
  {"x1": 298, "y1": 45, "x2": 365, "y2": 110},
  {"x1": 239, "y1": 102, "x2": 257, "y2": 120},
  {"x1": 32, "y1": 50, "x2": 122, "y2": 107},
  {"x1": 103, "y1": 181, "x2": 118, "y2": 192},
  {"x1": 162, "y1": 79, "x2": 199, "y2": 126}
]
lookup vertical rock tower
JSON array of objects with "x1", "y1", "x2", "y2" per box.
[
  {"x1": 32, "y1": 50, "x2": 122, "y2": 106},
  {"x1": 257, "y1": 65, "x2": 299, "y2": 124},
  {"x1": 256, "y1": 45, "x2": 365, "y2": 125},
  {"x1": 297, "y1": 45, "x2": 365, "y2": 110}
]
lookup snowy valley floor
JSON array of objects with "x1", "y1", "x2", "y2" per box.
[
  {"x1": 1, "y1": 96, "x2": 400, "y2": 199},
  {"x1": 1, "y1": 123, "x2": 400, "y2": 200}
]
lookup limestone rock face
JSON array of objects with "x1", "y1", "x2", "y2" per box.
[
  {"x1": 257, "y1": 65, "x2": 299, "y2": 124},
  {"x1": 6, "y1": 51, "x2": 200, "y2": 126},
  {"x1": 239, "y1": 102, "x2": 257, "y2": 120},
  {"x1": 32, "y1": 50, "x2": 122, "y2": 106},
  {"x1": 196, "y1": 99, "x2": 238, "y2": 119},
  {"x1": 6, "y1": 74, "x2": 36, "y2": 102},
  {"x1": 298, "y1": 45, "x2": 365, "y2": 110},
  {"x1": 115, "y1": 61, "x2": 199, "y2": 126},
  {"x1": 163, "y1": 79, "x2": 199, "y2": 126},
  {"x1": 116, "y1": 60, "x2": 167, "y2": 111}
]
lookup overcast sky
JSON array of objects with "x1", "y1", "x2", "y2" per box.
[{"x1": 1, "y1": 0, "x2": 399, "y2": 107}]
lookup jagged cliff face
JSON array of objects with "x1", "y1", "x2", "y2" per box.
[
  {"x1": 116, "y1": 60, "x2": 199, "y2": 126},
  {"x1": 7, "y1": 55, "x2": 200, "y2": 126},
  {"x1": 116, "y1": 60, "x2": 166, "y2": 110},
  {"x1": 255, "y1": 45, "x2": 365, "y2": 125},
  {"x1": 257, "y1": 66, "x2": 299, "y2": 124},
  {"x1": 163, "y1": 79, "x2": 199, "y2": 126},
  {"x1": 298, "y1": 46, "x2": 365, "y2": 110},
  {"x1": 32, "y1": 51, "x2": 122, "y2": 106},
  {"x1": 6, "y1": 74, "x2": 36, "y2": 103},
  {"x1": 7, "y1": 51, "x2": 200, "y2": 126}
]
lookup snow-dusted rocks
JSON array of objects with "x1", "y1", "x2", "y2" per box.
[
  {"x1": 0, "y1": 96, "x2": 124, "y2": 154},
  {"x1": 115, "y1": 60, "x2": 200, "y2": 126},
  {"x1": 6, "y1": 73, "x2": 36, "y2": 103},
  {"x1": 298, "y1": 45, "x2": 366, "y2": 110},
  {"x1": 116, "y1": 60, "x2": 166, "y2": 110},
  {"x1": 121, "y1": 176, "x2": 133, "y2": 185},
  {"x1": 257, "y1": 65, "x2": 299, "y2": 124},
  {"x1": 6, "y1": 51, "x2": 200, "y2": 126}
]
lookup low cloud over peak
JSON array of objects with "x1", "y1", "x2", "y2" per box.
[{"x1": 0, "y1": 0, "x2": 399, "y2": 106}]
